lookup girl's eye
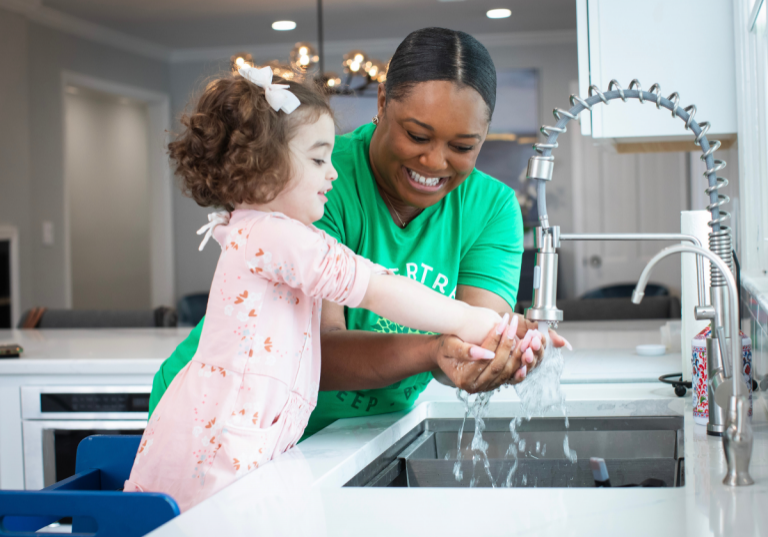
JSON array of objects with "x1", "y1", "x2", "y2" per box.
[
  {"x1": 408, "y1": 132, "x2": 428, "y2": 143},
  {"x1": 313, "y1": 159, "x2": 325, "y2": 166},
  {"x1": 453, "y1": 145, "x2": 474, "y2": 153}
]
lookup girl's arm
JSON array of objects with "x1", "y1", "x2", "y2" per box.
[
  {"x1": 357, "y1": 273, "x2": 501, "y2": 346},
  {"x1": 318, "y1": 286, "x2": 516, "y2": 393}
]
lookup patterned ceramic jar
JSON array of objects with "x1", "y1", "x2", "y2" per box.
[{"x1": 691, "y1": 326, "x2": 753, "y2": 425}]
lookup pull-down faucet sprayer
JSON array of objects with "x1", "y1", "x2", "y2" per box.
[{"x1": 522, "y1": 79, "x2": 750, "y2": 485}]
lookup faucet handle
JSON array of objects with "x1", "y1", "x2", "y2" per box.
[
  {"x1": 712, "y1": 372, "x2": 750, "y2": 410},
  {"x1": 694, "y1": 305, "x2": 716, "y2": 320}
]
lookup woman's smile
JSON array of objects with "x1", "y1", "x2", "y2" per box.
[{"x1": 403, "y1": 166, "x2": 451, "y2": 192}]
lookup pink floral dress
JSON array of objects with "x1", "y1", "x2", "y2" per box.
[{"x1": 125, "y1": 210, "x2": 385, "y2": 512}]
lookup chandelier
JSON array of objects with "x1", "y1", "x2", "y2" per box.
[{"x1": 229, "y1": 0, "x2": 388, "y2": 94}]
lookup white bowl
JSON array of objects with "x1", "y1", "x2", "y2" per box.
[{"x1": 636, "y1": 344, "x2": 666, "y2": 356}]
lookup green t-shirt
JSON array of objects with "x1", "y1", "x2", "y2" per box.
[{"x1": 148, "y1": 122, "x2": 524, "y2": 440}]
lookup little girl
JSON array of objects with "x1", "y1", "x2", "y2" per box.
[{"x1": 125, "y1": 65, "x2": 503, "y2": 511}]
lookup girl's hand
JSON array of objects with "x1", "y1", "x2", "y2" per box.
[{"x1": 454, "y1": 307, "x2": 502, "y2": 346}]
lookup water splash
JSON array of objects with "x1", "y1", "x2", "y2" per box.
[
  {"x1": 451, "y1": 388, "x2": 499, "y2": 487},
  {"x1": 514, "y1": 332, "x2": 566, "y2": 417},
  {"x1": 505, "y1": 331, "x2": 576, "y2": 486},
  {"x1": 452, "y1": 389, "x2": 471, "y2": 482},
  {"x1": 468, "y1": 391, "x2": 496, "y2": 487},
  {"x1": 453, "y1": 332, "x2": 574, "y2": 488},
  {"x1": 563, "y1": 434, "x2": 578, "y2": 464}
]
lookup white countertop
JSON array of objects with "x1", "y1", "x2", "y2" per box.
[
  {"x1": 146, "y1": 380, "x2": 768, "y2": 537},
  {"x1": 0, "y1": 320, "x2": 680, "y2": 382},
  {"x1": 0, "y1": 328, "x2": 191, "y2": 375}
]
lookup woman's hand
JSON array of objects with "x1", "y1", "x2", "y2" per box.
[
  {"x1": 432, "y1": 314, "x2": 528, "y2": 393},
  {"x1": 431, "y1": 314, "x2": 573, "y2": 393}
]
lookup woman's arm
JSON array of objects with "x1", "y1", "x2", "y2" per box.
[{"x1": 319, "y1": 300, "x2": 446, "y2": 391}]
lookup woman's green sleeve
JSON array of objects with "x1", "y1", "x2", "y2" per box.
[{"x1": 147, "y1": 318, "x2": 205, "y2": 417}]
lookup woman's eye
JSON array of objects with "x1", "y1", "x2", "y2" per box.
[{"x1": 408, "y1": 132, "x2": 428, "y2": 143}]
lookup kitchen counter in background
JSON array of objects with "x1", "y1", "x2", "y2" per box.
[
  {"x1": 0, "y1": 320, "x2": 679, "y2": 381},
  {"x1": 0, "y1": 327, "x2": 192, "y2": 375},
  {"x1": 0, "y1": 327, "x2": 191, "y2": 489}
]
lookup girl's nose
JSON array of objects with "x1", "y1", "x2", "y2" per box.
[{"x1": 329, "y1": 164, "x2": 339, "y2": 181}]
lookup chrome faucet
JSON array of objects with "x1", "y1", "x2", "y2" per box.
[
  {"x1": 521, "y1": 79, "x2": 748, "y2": 487},
  {"x1": 633, "y1": 243, "x2": 753, "y2": 486}
]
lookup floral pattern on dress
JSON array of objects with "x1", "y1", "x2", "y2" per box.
[{"x1": 124, "y1": 211, "x2": 383, "y2": 512}]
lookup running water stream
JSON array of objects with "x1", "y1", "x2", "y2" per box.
[{"x1": 453, "y1": 331, "x2": 575, "y2": 487}]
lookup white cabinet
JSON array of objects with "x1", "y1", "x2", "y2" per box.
[{"x1": 576, "y1": 0, "x2": 737, "y2": 141}]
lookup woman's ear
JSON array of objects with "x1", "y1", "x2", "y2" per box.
[{"x1": 376, "y1": 84, "x2": 387, "y2": 119}]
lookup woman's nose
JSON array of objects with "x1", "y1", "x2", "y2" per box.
[{"x1": 419, "y1": 146, "x2": 447, "y2": 171}]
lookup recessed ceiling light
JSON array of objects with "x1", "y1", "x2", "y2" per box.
[
  {"x1": 486, "y1": 8, "x2": 512, "y2": 19},
  {"x1": 272, "y1": 20, "x2": 296, "y2": 31}
]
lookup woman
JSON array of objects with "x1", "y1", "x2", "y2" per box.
[{"x1": 152, "y1": 27, "x2": 565, "y2": 439}]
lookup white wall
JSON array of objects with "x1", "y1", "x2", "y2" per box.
[
  {"x1": 25, "y1": 17, "x2": 170, "y2": 309},
  {"x1": 65, "y1": 90, "x2": 152, "y2": 310},
  {"x1": 0, "y1": 10, "x2": 33, "y2": 319},
  {"x1": 0, "y1": 11, "x2": 582, "y2": 307},
  {"x1": 169, "y1": 39, "x2": 581, "y2": 300}
]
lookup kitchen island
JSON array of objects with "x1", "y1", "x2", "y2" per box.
[
  {"x1": 145, "y1": 382, "x2": 767, "y2": 537},
  {"x1": 2, "y1": 321, "x2": 764, "y2": 536},
  {"x1": 140, "y1": 321, "x2": 763, "y2": 537}
]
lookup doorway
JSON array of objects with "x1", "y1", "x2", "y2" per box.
[{"x1": 62, "y1": 73, "x2": 174, "y2": 310}]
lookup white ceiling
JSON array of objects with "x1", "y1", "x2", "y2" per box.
[{"x1": 40, "y1": 0, "x2": 576, "y2": 49}]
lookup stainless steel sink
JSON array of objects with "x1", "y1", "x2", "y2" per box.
[{"x1": 344, "y1": 416, "x2": 684, "y2": 488}]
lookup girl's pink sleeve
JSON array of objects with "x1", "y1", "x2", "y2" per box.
[{"x1": 244, "y1": 215, "x2": 388, "y2": 307}]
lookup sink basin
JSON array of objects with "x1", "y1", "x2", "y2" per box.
[{"x1": 344, "y1": 416, "x2": 684, "y2": 488}]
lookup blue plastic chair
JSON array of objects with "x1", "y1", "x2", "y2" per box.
[{"x1": 0, "y1": 435, "x2": 179, "y2": 537}]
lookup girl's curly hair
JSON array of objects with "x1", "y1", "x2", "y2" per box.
[{"x1": 169, "y1": 73, "x2": 333, "y2": 211}]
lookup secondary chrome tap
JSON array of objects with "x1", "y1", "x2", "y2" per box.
[{"x1": 632, "y1": 243, "x2": 753, "y2": 487}]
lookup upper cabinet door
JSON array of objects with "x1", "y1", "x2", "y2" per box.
[{"x1": 576, "y1": 0, "x2": 737, "y2": 140}]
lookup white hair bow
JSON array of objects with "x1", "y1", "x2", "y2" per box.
[
  {"x1": 238, "y1": 65, "x2": 301, "y2": 114},
  {"x1": 197, "y1": 211, "x2": 230, "y2": 251}
]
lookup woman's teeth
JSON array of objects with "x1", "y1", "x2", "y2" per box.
[{"x1": 408, "y1": 168, "x2": 445, "y2": 187}]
